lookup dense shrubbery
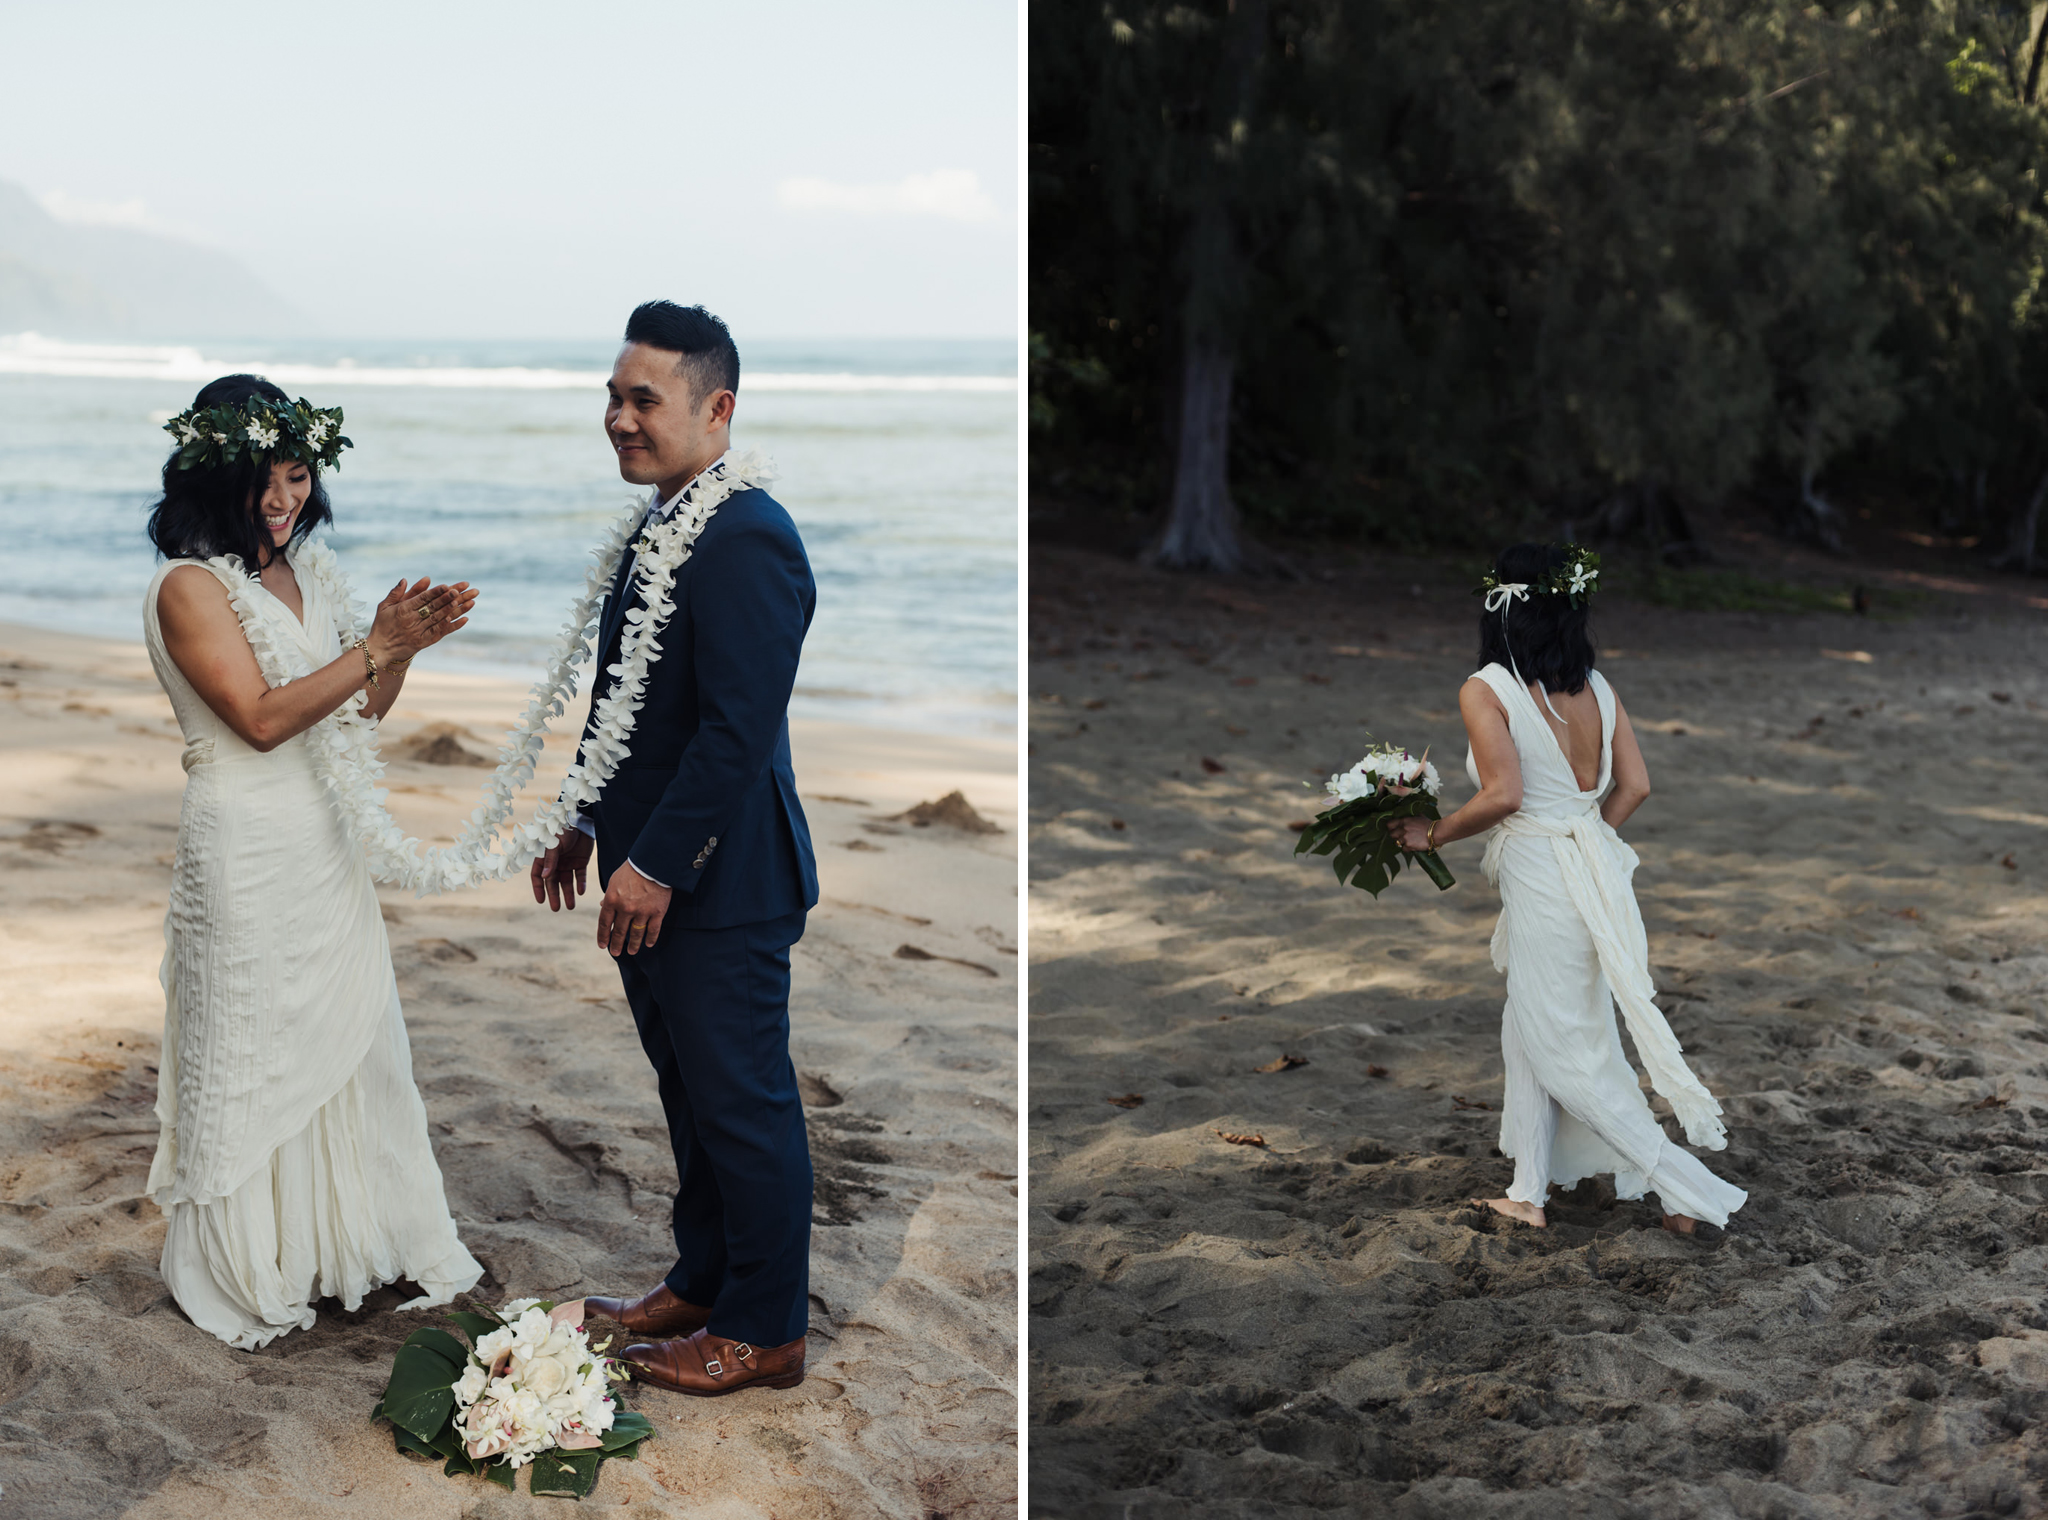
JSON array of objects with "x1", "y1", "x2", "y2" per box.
[{"x1": 1030, "y1": 0, "x2": 2048, "y2": 569}]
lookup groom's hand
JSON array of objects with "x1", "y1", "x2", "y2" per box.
[
  {"x1": 532, "y1": 826, "x2": 594, "y2": 911},
  {"x1": 598, "y1": 862, "x2": 672, "y2": 957}
]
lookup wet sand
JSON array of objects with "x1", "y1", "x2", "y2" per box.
[
  {"x1": 0, "y1": 621, "x2": 1017, "y2": 1520},
  {"x1": 1029, "y1": 544, "x2": 2048, "y2": 1518}
]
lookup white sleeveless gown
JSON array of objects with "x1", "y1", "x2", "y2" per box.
[
  {"x1": 1466, "y1": 663, "x2": 1747, "y2": 1226},
  {"x1": 143, "y1": 555, "x2": 481, "y2": 1349}
]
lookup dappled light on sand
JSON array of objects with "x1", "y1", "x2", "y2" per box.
[{"x1": 1030, "y1": 546, "x2": 2048, "y2": 1516}]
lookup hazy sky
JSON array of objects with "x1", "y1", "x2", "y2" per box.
[{"x1": 0, "y1": 1, "x2": 1017, "y2": 340}]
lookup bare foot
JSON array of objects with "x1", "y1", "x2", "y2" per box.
[
  {"x1": 1661, "y1": 1213, "x2": 1697, "y2": 1236},
  {"x1": 1470, "y1": 1197, "x2": 1545, "y2": 1228}
]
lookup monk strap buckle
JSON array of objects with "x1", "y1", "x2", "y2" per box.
[
  {"x1": 734, "y1": 1343, "x2": 754, "y2": 1362},
  {"x1": 705, "y1": 1357, "x2": 724, "y2": 1376}
]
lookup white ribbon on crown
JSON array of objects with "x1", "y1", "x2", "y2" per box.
[{"x1": 1482, "y1": 582, "x2": 1531, "y2": 614}]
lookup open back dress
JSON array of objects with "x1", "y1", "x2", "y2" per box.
[{"x1": 1466, "y1": 662, "x2": 1747, "y2": 1225}]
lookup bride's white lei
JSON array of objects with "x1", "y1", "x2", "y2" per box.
[{"x1": 210, "y1": 450, "x2": 776, "y2": 895}]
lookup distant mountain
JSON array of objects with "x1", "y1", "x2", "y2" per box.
[{"x1": 0, "y1": 179, "x2": 306, "y2": 338}]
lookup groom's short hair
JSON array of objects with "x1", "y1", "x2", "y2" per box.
[{"x1": 624, "y1": 301, "x2": 741, "y2": 406}]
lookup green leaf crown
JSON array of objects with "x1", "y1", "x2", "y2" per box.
[
  {"x1": 1476, "y1": 543, "x2": 1602, "y2": 608},
  {"x1": 163, "y1": 394, "x2": 352, "y2": 473}
]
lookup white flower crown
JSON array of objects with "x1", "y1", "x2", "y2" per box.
[
  {"x1": 1476, "y1": 544, "x2": 1602, "y2": 609},
  {"x1": 164, "y1": 394, "x2": 352, "y2": 473}
]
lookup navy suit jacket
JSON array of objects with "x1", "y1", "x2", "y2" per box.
[{"x1": 576, "y1": 485, "x2": 820, "y2": 930}]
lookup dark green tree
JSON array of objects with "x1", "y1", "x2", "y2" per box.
[{"x1": 1031, "y1": 0, "x2": 2048, "y2": 572}]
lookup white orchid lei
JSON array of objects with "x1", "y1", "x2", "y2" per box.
[{"x1": 205, "y1": 450, "x2": 775, "y2": 894}]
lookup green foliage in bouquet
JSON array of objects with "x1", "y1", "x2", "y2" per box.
[
  {"x1": 371, "y1": 1299, "x2": 655, "y2": 1500},
  {"x1": 1294, "y1": 789, "x2": 1455, "y2": 898}
]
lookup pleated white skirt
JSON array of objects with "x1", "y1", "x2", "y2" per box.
[
  {"x1": 159, "y1": 991, "x2": 481, "y2": 1350},
  {"x1": 1493, "y1": 834, "x2": 1748, "y2": 1227}
]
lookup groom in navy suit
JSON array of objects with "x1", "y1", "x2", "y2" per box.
[{"x1": 531, "y1": 301, "x2": 820, "y2": 1396}]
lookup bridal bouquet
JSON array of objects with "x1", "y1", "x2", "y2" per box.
[
  {"x1": 1294, "y1": 744, "x2": 1456, "y2": 896},
  {"x1": 373, "y1": 1296, "x2": 654, "y2": 1498}
]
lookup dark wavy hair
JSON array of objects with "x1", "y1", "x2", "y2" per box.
[
  {"x1": 1477, "y1": 542, "x2": 1597, "y2": 694},
  {"x1": 624, "y1": 300, "x2": 740, "y2": 405},
  {"x1": 145, "y1": 374, "x2": 334, "y2": 568}
]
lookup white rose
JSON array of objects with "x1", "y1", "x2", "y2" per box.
[
  {"x1": 520, "y1": 1353, "x2": 570, "y2": 1399},
  {"x1": 455, "y1": 1365, "x2": 487, "y2": 1405}
]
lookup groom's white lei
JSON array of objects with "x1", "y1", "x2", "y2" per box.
[{"x1": 209, "y1": 450, "x2": 776, "y2": 895}]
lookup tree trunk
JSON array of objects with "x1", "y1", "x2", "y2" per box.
[
  {"x1": 1143, "y1": 0, "x2": 1268, "y2": 576},
  {"x1": 1793, "y1": 465, "x2": 1846, "y2": 554},
  {"x1": 1145, "y1": 336, "x2": 1251, "y2": 572},
  {"x1": 1995, "y1": 464, "x2": 2048, "y2": 572}
]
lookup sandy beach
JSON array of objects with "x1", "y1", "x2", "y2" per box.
[
  {"x1": 0, "y1": 621, "x2": 1017, "y2": 1520},
  {"x1": 1029, "y1": 542, "x2": 2048, "y2": 1517}
]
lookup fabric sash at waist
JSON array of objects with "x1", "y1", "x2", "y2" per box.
[
  {"x1": 1480, "y1": 805, "x2": 1728, "y2": 1151},
  {"x1": 181, "y1": 736, "x2": 309, "y2": 774}
]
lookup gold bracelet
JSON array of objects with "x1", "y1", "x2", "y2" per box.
[
  {"x1": 353, "y1": 637, "x2": 380, "y2": 690},
  {"x1": 1425, "y1": 819, "x2": 1438, "y2": 850}
]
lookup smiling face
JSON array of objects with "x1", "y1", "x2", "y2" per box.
[
  {"x1": 252, "y1": 458, "x2": 312, "y2": 557},
  {"x1": 605, "y1": 342, "x2": 736, "y2": 501}
]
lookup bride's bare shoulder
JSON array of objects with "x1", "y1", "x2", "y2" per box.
[
  {"x1": 1460, "y1": 673, "x2": 1508, "y2": 719},
  {"x1": 157, "y1": 563, "x2": 233, "y2": 622}
]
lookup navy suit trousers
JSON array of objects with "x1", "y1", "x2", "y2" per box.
[{"x1": 614, "y1": 908, "x2": 811, "y2": 1347}]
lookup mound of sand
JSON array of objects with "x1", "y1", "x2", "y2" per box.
[
  {"x1": 389, "y1": 720, "x2": 492, "y2": 767},
  {"x1": 894, "y1": 791, "x2": 1004, "y2": 835}
]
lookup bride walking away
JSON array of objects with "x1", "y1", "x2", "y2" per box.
[
  {"x1": 1384, "y1": 542, "x2": 1747, "y2": 1234},
  {"x1": 144, "y1": 373, "x2": 484, "y2": 1348}
]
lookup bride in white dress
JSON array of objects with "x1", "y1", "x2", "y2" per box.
[
  {"x1": 1385, "y1": 543, "x2": 1746, "y2": 1233},
  {"x1": 142, "y1": 374, "x2": 485, "y2": 1347}
]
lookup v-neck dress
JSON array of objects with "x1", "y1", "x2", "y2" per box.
[
  {"x1": 1464, "y1": 664, "x2": 1747, "y2": 1225},
  {"x1": 142, "y1": 552, "x2": 479, "y2": 1349}
]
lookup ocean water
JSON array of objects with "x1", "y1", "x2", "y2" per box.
[{"x1": 0, "y1": 334, "x2": 1018, "y2": 736}]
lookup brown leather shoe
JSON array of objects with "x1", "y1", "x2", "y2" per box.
[
  {"x1": 583, "y1": 1283, "x2": 710, "y2": 1340},
  {"x1": 622, "y1": 1329, "x2": 805, "y2": 1396}
]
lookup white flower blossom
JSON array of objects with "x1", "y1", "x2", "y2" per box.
[
  {"x1": 1330, "y1": 746, "x2": 1441, "y2": 799},
  {"x1": 1326, "y1": 764, "x2": 1375, "y2": 801},
  {"x1": 246, "y1": 420, "x2": 280, "y2": 448}
]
